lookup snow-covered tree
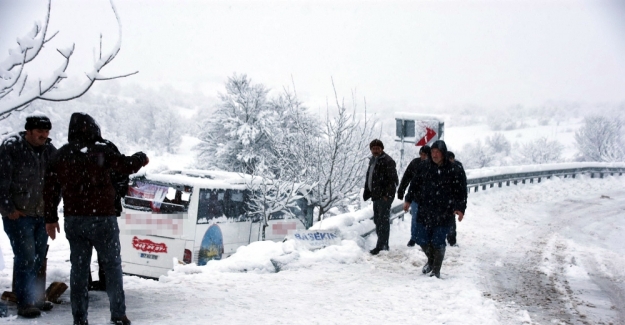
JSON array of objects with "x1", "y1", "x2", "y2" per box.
[
  {"x1": 307, "y1": 87, "x2": 377, "y2": 220},
  {"x1": 245, "y1": 169, "x2": 312, "y2": 240},
  {"x1": 196, "y1": 74, "x2": 320, "y2": 178},
  {"x1": 486, "y1": 132, "x2": 511, "y2": 155},
  {"x1": 460, "y1": 140, "x2": 494, "y2": 169},
  {"x1": 154, "y1": 108, "x2": 183, "y2": 154},
  {"x1": 0, "y1": 0, "x2": 136, "y2": 121},
  {"x1": 575, "y1": 115, "x2": 625, "y2": 162},
  {"x1": 196, "y1": 74, "x2": 274, "y2": 174},
  {"x1": 518, "y1": 137, "x2": 563, "y2": 164}
]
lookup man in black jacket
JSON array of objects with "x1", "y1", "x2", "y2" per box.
[
  {"x1": 446, "y1": 151, "x2": 466, "y2": 247},
  {"x1": 0, "y1": 115, "x2": 56, "y2": 318},
  {"x1": 363, "y1": 139, "x2": 398, "y2": 255},
  {"x1": 403, "y1": 140, "x2": 467, "y2": 278},
  {"x1": 44, "y1": 113, "x2": 149, "y2": 325},
  {"x1": 396, "y1": 145, "x2": 430, "y2": 247}
]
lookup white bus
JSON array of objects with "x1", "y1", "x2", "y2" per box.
[{"x1": 118, "y1": 169, "x2": 313, "y2": 278}]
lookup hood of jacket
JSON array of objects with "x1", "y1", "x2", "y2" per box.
[
  {"x1": 429, "y1": 140, "x2": 449, "y2": 164},
  {"x1": 67, "y1": 112, "x2": 102, "y2": 144}
]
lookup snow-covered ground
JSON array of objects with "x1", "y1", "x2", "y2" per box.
[{"x1": 1, "y1": 172, "x2": 623, "y2": 324}]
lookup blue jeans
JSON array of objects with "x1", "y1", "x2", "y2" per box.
[
  {"x1": 410, "y1": 202, "x2": 419, "y2": 242},
  {"x1": 64, "y1": 216, "x2": 126, "y2": 322},
  {"x1": 2, "y1": 216, "x2": 47, "y2": 308},
  {"x1": 414, "y1": 222, "x2": 450, "y2": 249}
]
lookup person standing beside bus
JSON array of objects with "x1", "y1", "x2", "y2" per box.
[
  {"x1": 397, "y1": 145, "x2": 430, "y2": 247},
  {"x1": 363, "y1": 139, "x2": 399, "y2": 255},
  {"x1": 44, "y1": 113, "x2": 149, "y2": 325},
  {"x1": 0, "y1": 115, "x2": 56, "y2": 318}
]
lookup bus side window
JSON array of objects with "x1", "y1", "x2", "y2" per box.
[
  {"x1": 222, "y1": 189, "x2": 244, "y2": 219},
  {"x1": 197, "y1": 189, "x2": 225, "y2": 223}
]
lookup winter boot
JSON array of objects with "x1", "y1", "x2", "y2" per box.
[
  {"x1": 111, "y1": 315, "x2": 131, "y2": 325},
  {"x1": 35, "y1": 300, "x2": 54, "y2": 311},
  {"x1": 407, "y1": 239, "x2": 416, "y2": 247},
  {"x1": 429, "y1": 247, "x2": 446, "y2": 279},
  {"x1": 419, "y1": 245, "x2": 433, "y2": 274},
  {"x1": 369, "y1": 248, "x2": 381, "y2": 255},
  {"x1": 17, "y1": 305, "x2": 41, "y2": 318}
]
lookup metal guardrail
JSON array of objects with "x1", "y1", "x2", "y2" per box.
[
  {"x1": 466, "y1": 166, "x2": 625, "y2": 193},
  {"x1": 361, "y1": 164, "x2": 625, "y2": 237}
]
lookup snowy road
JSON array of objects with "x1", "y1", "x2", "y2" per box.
[{"x1": 0, "y1": 174, "x2": 623, "y2": 325}]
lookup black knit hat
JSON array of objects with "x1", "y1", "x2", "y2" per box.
[
  {"x1": 25, "y1": 115, "x2": 52, "y2": 130},
  {"x1": 419, "y1": 145, "x2": 431, "y2": 155},
  {"x1": 369, "y1": 139, "x2": 384, "y2": 149}
]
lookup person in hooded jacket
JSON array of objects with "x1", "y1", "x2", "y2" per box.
[
  {"x1": 0, "y1": 115, "x2": 56, "y2": 318},
  {"x1": 396, "y1": 145, "x2": 430, "y2": 247},
  {"x1": 403, "y1": 140, "x2": 467, "y2": 278},
  {"x1": 43, "y1": 113, "x2": 149, "y2": 325},
  {"x1": 363, "y1": 139, "x2": 399, "y2": 255}
]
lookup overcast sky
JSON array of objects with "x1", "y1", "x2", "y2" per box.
[{"x1": 2, "y1": 0, "x2": 625, "y2": 112}]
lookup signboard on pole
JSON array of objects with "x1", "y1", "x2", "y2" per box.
[{"x1": 394, "y1": 113, "x2": 444, "y2": 145}]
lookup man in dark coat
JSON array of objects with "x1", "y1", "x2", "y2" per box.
[
  {"x1": 446, "y1": 151, "x2": 467, "y2": 247},
  {"x1": 363, "y1": 139, "x2": 398, "y2": 255},
  {"x1": 396, "y1": 145, "x2": 430, "y2": 247},
  {"x1": 403, "y1": 140, "x2": 467, "y2": 278},
  {"x1": 44, "y1": 113, "x2": 149, "y2": 325},
  {"x1": 0, "y1": 115, "x2": 56, "y2": 318}
]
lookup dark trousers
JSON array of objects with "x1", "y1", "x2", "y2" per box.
[
  {"x1": 373, "y1": 199, "x2": 392, "y2": 250},
  {"x1": 409, "y1": 201, "x2": 419, "y2": 242},
  {"x1": 64, "y1": 216, "x2": 126, "y2": 322},
  {"x1": 2, "y1": 216, "x2": 47, "y2": 308}
]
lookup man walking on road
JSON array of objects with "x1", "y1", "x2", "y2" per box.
[
  {"x1": 363, "y1": 139, "x2": 398, "y2": 255},
  {"x1": 403, "y1": 140, "x2": 467, "y2": 278},
  {"x1": 396, "y1": 145, "x2": 430, "y2": 247},
  {"x1": 446, "y1": 151, "x2": 466, "y2": 247},
  {"x1": 0, "y1": 115, "x2": 56, "y2": 318},
  {"x1": 44, "y1": 113, "x2": 149, "y2": 325}
]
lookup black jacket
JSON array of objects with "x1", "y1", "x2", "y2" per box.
[
  {"x1": 397, "y1": 157, "x2": 421, "y2": 200},
  {"x1": 0, "y1": 132, "x2": 56, "y2": 217},
  {"x1": 363, "y1": 152, "x2": 398, "y2": 201},
  {"x1": 405, "y1": 141, "x2": 467, "y2": 227},
  {"x1": 44, "y1": 113, "x2": 147, "y2": 222}
]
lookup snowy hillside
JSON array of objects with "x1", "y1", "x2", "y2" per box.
[{"x1": 1, "y1": 173, "x2": 623, "y2": 325}]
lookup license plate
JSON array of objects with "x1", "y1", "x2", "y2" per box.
[{"x1": 140, "y1": 253, "x2": 158, "y2": 260}]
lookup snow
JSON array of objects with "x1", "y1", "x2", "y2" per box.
[{"x1": 1, "y1": 173, "x2": 623, "y2": 324}]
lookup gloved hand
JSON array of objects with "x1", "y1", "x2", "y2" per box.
[{"x1": 133, "y1": 152, "x2": 150, "y2": 166}]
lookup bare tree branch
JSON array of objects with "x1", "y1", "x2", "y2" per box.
[{"x1": 0, "y1": 0, "x2": 138, "y2": 121}]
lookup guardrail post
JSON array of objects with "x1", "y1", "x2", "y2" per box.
[
  {"x1": 530, "y1": 178, "x2": 533, "y2": 183},
  {"x1": 474, "y1": 186, "x2": 478, "y2": 192},
  {"x1": 591, "y1": 173, "x2": 594, "y2": 178},
  {"x1": 490, "y1": 183, "x2": 494, "y2": 188},
  {"x1": 522, "y1": 179, "x2": 526, "y2": 184},
  {"x1": 482, "y1": 185, "x2": 486, "y2": 191},
  {"x1": 499, "y1": 182, "x2": 502, "y2": 188},
  {"x1": 538, "y1": 177, "x2": 541, "y2": 183},
  {"x1": 600, "y1": 173, "x2": 604, "y2": 178},
  {"x1": 572, "y1": 174, "x2": 576, "y2": 178}
]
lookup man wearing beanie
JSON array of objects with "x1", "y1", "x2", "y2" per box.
[
  {"x1": 44, "y1": 112, "x2": 149, "y2": 325},
  {"x1": 403, "y1": 140, "x2": 467, "y2": 278},
  {"x1": 0, "y1": 114, "x2": 56, "y2": 318},
  {"x1": 363, "y1": 139, "x2": 398, "y2": 255}
]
